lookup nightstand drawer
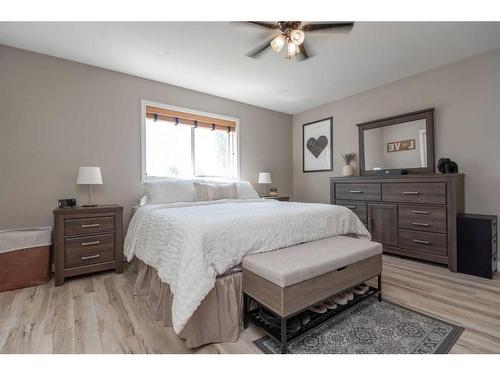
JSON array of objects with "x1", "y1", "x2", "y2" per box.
[
  {"x1": 65, "y1": 234, "x2": 115, "y2": 268},
  {"x1": 64, "y1": 216, "x2": 115, "y2": 236}
]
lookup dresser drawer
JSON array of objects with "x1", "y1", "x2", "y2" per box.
[
  {"x1": 65, "y1": 234, "x2": 115, "y2": 268},
  {"x1": 399, "y1": 229, "x2": 447, "y2": 256},
  {"x1": 399, "y1": 205, "x2": 447, "y2": 234},
  {"x1": 335, "y1": 183, "x2": 381, "y2": 201},
  {"x1": 64, "y1": 216, "x2": 115, "y2": 237},
  {"x1": 335, "y1": 201, "x2": 367, "y2": 223},
  {"x1": 382, "y1": 183, "x2": 446, "y2": 204}
]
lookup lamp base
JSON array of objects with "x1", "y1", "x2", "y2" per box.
[{"x1": 82, "y1": 204, "x2": 98, "y2": 207}]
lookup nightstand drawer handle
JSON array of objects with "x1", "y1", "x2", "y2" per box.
[
  {"x1": 349, "y1": 190, "x2": 363, "y2": 194},
  {"x1": 412, "y1": 222, "x2": 430, "y2": 227},
  {"x1": 81, "y1": 223, "x2": 100, "y2": 228},
  {"x1": 81, "y1": 254, "x2": 100, "y2": 260},
  {"x1": 413, "y1": 239, "x2": 430, "y2": 245},
  {"x1": 411, "y1": 210, "x2": 429, "y2": 214},
  {"x1": 81, "y1": 240, "x2": 100, "y2": 246},
  {"x1": 403, "y1": 191, "x2": 420, "y2": 195},
  {"x1": 345, "y1": 205, "x2": 357, "y2": 209}
]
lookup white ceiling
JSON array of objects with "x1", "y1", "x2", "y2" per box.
[{"x1": 1, "y1": 22, "x2": 500, "y2": 114}]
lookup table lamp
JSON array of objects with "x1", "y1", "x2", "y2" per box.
[
  {"x1": 76, "y1": 167, "x2": 102, "y2": 207},
  {"x1": 258, "y1": 172, "x2": 272, "y2": 197}
]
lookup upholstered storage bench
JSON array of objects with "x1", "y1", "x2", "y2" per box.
[{"x1": 242, "y1": 236, "x2": 383, "y2": 353}]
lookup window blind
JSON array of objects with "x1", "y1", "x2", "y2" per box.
[{"x1": 146, "y1": 105, "x2": 236, "y2": 132}]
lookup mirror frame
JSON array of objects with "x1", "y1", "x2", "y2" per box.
[{"x1": 357, "y1": 108, "x2": 435, "y2": 176}]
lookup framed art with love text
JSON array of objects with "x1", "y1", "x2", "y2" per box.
[{"x1": 303, "y1": 117, "x2": 333, "y2": 172}]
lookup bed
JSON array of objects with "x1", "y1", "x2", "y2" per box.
[{"x1": 124, "y1": 179, "x2": 370, "y2": 347}]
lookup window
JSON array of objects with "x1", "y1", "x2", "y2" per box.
[{"x1": 142, "y1": 101, "x2": 238, "y2": 181}]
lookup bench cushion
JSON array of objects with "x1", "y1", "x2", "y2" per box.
[{"x1": 242, "y1": 236, "x2": 382, "y2": 287}]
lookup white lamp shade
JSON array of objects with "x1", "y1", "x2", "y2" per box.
[
  {"x1": 258, "y1": 172, "x2": 272, "y2": 184},
  {"x1": 76, "y1": 167, "x2": 103, "y2": 185}
]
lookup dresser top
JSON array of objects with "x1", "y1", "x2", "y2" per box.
[
  {"x1": 330, "y1": 173, "x2": 464, "y2": 182},
  {"x1": 54, "y1": 204, "x2": 123, "y2": 214}
]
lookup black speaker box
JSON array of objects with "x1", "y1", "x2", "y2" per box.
[{"x1": 457, "y1": 214, "x2": 497, "y2": 279}]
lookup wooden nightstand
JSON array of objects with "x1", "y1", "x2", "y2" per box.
[
  {"x1": 53, "y1": 205, "x2": 123, "y2": 286},
  {"x1": 262, "y1": 196, "x2": 290, "y2": 201}
]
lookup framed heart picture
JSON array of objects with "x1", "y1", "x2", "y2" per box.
[{"x1": 303, "y1": 117, "x2": 333, "y2": 172}]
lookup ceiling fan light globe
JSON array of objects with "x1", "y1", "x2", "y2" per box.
[
  {"x1": 287, "y1": 41, "x2": 300, "y2": 58},
  {"x1": 290, "y1": 29, "x2": 305, "y2": 45},
  {"x1": 270, "y1": 34, "x2": 286, "y2": 52}
]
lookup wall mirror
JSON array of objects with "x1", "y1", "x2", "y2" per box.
[{"x1": 357, "y1": 108, "x2": 435, "y2": 175}]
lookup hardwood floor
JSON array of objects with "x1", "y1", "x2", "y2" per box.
[{"x1": 1, "y1": 255, "x2": 499, "y2": 354}]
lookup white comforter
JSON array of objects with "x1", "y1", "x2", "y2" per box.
[{"x1": 124, "y1": 199, "x2": 370, "y2": 333}]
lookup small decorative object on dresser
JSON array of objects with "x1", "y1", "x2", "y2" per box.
[
  {"x1": 303, "y1": 117, "x2": 333, "y2": 172},
  {"x1": 268, "y1": 187, "x2": 278, "y2": 197},
  {"x1": 438, "y1": 158, "x2": 459, "y2": 173},
  {"x1": 53, "y1": 205, "x2": 123, "y2": 286},
  {"x1": 77, "y1": 166, "x2": 103, "y2": 207},
  {"x1": 341, "y1": 152, "x2": 356, "y2": 176}
]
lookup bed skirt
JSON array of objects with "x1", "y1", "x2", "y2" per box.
[{"x1": 133, "y1": 261, "x2": 243, "y2": 348}]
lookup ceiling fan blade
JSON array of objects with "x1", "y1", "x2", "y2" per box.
[
  {"x1": 246, "y1": 37, "x2": 275, "y2": 58},
  {"x1": 302, "y1": 22, "x2": 354, "y2": 32},
  {"x1": 296, "y1": 42, "x2": 309, "y2": 61},
  {"x1": 247, "y1": 21, "x2": 278, "y2": 29}
]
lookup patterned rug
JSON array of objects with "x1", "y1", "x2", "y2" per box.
[{"x1": 254, "y1": 299, "x2": 463, "y2": 354}]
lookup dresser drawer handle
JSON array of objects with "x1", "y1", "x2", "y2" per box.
[
  {"x1": 81, "y1": 254, "x2": 100, "y2": 260},
  {"x1": 411, "y1": 210, "x2": 429, "y2": 214},
  {"x1": 81, "y1": 223, "x2": 100, "y2": 228},
  {"x1": 412, "y1": 222, "x2": 430, "y2": 227},
  {"x1": 403, "y1": 191, "x2": 420, "y2": 195},
  {"x1": 349, "y1": 190, "x2": 363, "y2": 194},
  {"x1": 413, "y1": 239, "x2": 430, "y2": 245},
  {"x1": 81, "y1": 240, "x2": 100, "y2": 246}
]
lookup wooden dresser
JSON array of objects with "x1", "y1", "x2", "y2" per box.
[
  {"x1": 53, "y1": 205, "x2": 123, "y2": 286},
  {"x1": 330, "y1": 174, "x2": 464, "y2": 271}
]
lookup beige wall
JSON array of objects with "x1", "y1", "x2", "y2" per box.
[
  {"x1": 292, "y1": 49, "x2": 500, "y2": 221},
  {"x1": 0, "y1": 45, "x2": 292, "y2": 229}
]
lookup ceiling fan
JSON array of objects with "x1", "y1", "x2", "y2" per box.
[{"x1": 245, "y1": 21, "x2": 354, "y2": 61}]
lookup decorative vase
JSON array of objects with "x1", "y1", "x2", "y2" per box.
[{"x1": 342, "y1": 165, "x2": 354, "y2": 177}]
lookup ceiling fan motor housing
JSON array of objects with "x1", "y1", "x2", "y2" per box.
[{"x1": 277, "y1": 21, "x2": 302, "y2": 33}]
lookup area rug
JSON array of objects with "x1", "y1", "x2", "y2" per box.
[{"x1": 254, "y1": 299, "x2": 463, "y2": 354}]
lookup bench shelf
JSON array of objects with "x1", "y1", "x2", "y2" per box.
[{"x1": 244, "y1": 276, "x2": 382, "y2": 354}]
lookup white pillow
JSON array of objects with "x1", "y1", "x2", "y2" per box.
[
  {"x1": 202, "y1": 179, "x2": 260, "y2": 199},
  {"x1": 145, "y1": 179, "x2": 196, "y2": 204},
  {"x1": 235, "y1": 181, "x2": 260, "y2": 199},
  {"x1": 193, "y1": 181, "x2": 238, "y2": 201}
]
